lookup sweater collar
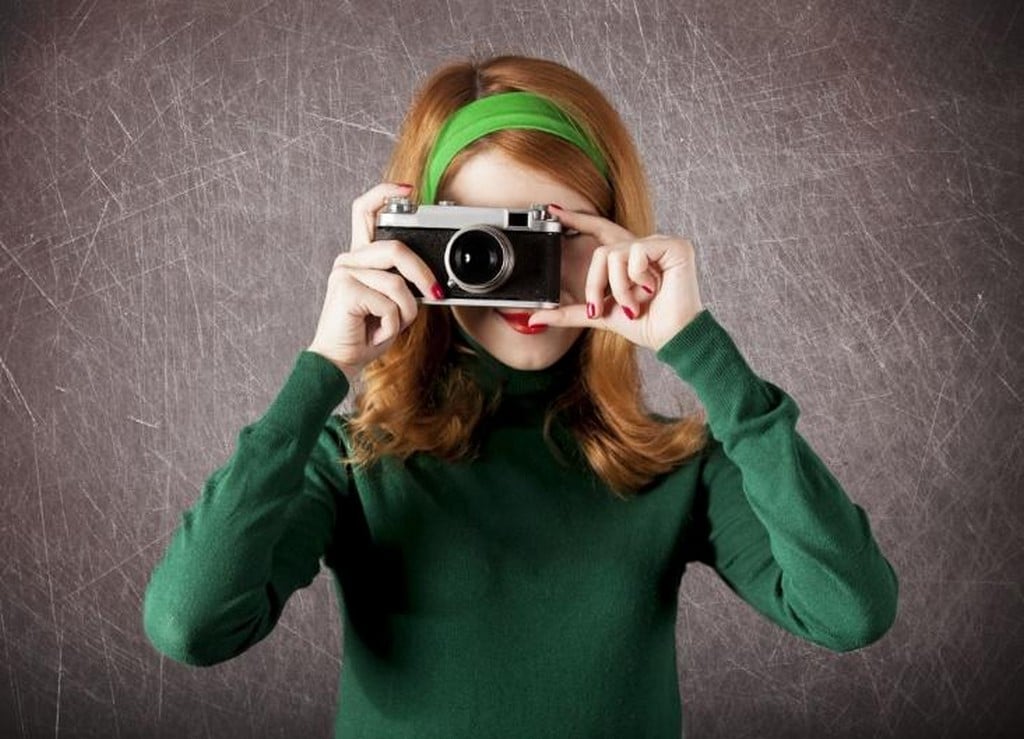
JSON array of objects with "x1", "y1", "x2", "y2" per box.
[{"x1": 451, "y1": 319, "x2": 585, "y2": 398}]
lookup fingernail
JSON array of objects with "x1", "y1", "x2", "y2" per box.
[
  {"x1": 431, "y1": 283, "x2": 445, "y2": 300},
  {"x1": 642, "y1": 284, "x2": 654, "y2": 295},
  {"x1": 587, "y1": 302, "x2": 596, "y2": 319},
  {"x1": 549, "y1": 203, "x2": 563, "y2": 210},
  {"x1": 622, "y1": 305, "x2": 636, "y2": 320},
  {"x1": 397, "y1": 182, "x2": 414, "y2": 189}
]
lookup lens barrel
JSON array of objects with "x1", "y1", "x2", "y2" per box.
[{"x1": 444, "y1": 225, "x2": 514, "y2": 293}]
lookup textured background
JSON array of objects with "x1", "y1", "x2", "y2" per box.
[{"x1": 1, "y1": 0, "x2": 1022, "y2": 737}]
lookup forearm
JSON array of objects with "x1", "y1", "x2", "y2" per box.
[
  {"x1": 142, "y1": 350, "x2": 349, "y2": 664},
  {"x1": 659, "y1": 310, "x2": 898, "y2": 650}
]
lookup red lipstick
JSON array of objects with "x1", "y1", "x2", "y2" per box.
[{"x1": 497, "y1": 310, "x2": 548, "y2": 335}]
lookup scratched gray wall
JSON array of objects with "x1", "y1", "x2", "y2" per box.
[{"x1": 1, "y1": 0, "x2": 1021, "y2": 737}]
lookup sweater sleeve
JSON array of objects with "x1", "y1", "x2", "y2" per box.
[
  {"x1": 656, "y1": 309, "x2": 899, "y2": 652},
  {"x1": 142, "y1": 350, "x2": 352, "y2": 666}
]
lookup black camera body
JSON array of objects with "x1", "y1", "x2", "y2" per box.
[{"x1": 374, "y1": 197, "x2": 563, "y2": 309}]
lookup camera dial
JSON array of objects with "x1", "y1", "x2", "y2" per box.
[{"x1": 383, "y1": 196, "x2": 417, "y2": 214}]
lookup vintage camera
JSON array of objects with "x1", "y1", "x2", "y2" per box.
[{"x1": 374, "y1": 196, "x2": 564, "y2": 309}]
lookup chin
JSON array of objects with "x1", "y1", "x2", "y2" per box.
[
  {"x1": 499, "y1": 349, "x2": 560, "y2": 371},
  {"x1": 451, "y1": 306, "x2": 582, "y2": 370},
  {"x1": 493, "y1": 313, "x2": 581, "y2": 369}
]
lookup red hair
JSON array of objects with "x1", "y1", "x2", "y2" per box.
[{"x1": 341, "y1": 54, "x2": 707, "y2": 498}]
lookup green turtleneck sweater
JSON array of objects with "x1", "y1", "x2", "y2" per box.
[{"x1": 142, "y1": 309, "x2": 898, "y2": 738}]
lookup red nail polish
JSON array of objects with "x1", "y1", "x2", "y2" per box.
[
  {"x1": 549, "y1": 203, "x2": 563, "y2": 210},
  {"x1": 431, "y1": 283, "x2": 445, "y2": 300},
  {"x1": 642, "y1": 284, "x2": 654, "y2": 295},
  {"x1": 398, "y1": 182, "x2": 414, "y2": 189},
  {"x1": 587, "y1": 302, "x2": 596, "y2": 319},
  {"x1": 622, "y1": 305, "x2": 636, "y2": 320}
]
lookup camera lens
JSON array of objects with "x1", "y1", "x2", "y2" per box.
[
  {"x1": 451, "y1": 234, "x2": 501, "y2": 284},
  {"x1": 444, "y1": 226, "x2": 513, "y2": 294}
]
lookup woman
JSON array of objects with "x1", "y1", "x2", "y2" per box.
[{"x1": 143, "y1": 54, "x2": 898, "y2": 737}]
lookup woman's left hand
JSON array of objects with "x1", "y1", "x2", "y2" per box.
[{"x1": 527, "y1": 205, "x2": 704, "y2": 352}]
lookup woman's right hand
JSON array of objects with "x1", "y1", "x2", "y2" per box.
[{"x1": 307, "y1": 182, "x2": 443, "y2": 383}]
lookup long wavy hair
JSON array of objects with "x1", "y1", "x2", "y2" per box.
[{"x1": 341, "y1": 54, "x2": 707, "y2": 499}]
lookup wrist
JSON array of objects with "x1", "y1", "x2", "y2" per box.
[
  {"x1": 305, "y1": 345, "x2": 361, "y2": 385},
  {"x1": 654, "y1": 307, "x2": 705, "y2": 353}
]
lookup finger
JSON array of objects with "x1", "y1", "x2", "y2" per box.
[
  {"x1": 351, "y1": 182, "x2": 413, "y2": 251},
  {"x1": 337, "y1": 273, "x2": 405, "y2": 347},
  {"x1": 529, "y1": 293, "x2": 619, "y2": 328},
  {"x1": 606, "y1": 249, "x2": 644, "y2": 320},
  {"x1": 527, "y1": 302, "x2": 592, "y2": 329},
  {"x1": 548, "y1": 204, "x2": 635, "y2": 245},
  {"x1": 344, "y1": 267, "x2": 418, "y2": 331},
  {"x1": 334, "y1": 241, "x2": 441, "y2": 301},
  {"x1": 627, "y1": 247, "x2": 660, "y2": 301},
  {"x1": 368, "y1": 301, "x2": 402, "y2": 346},
  {"x1": 585, "y1": 246, "x2": 610, "y2": 319}
]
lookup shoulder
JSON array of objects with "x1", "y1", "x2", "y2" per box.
[
  {"x1": 645, "y1": 410, "x2": 723, "y2": 481},
  {"x1": 323, "y1": 412, "x2": 351, "y2": 442},
  {"x1": 303, "y1": 412, "x2": 344, "y2": 449},
  {"x1": 647, "y1": 410, "x2": 715, "y2": 454},
  {"x1": 645, "y1": 416, "x2": 731, "y2": 488},
  {"x1": 307, "y1": 413, "x2": 353, "y2": 474},
  {"x1": 646, "y1": 410, "x2": 706, "y2": 430}
]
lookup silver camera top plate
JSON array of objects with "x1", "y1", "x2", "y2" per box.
[{"x1": 377, "y1": 197, "x2": 563, "y2": 233}]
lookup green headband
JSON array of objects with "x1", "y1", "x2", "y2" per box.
[{"x1": 419, "y1": 90, "x2": 609, "y2": 205}]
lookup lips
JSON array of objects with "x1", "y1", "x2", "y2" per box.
[{"x1": 496, "y1": 310, "x2": 547, "y2": 334}]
